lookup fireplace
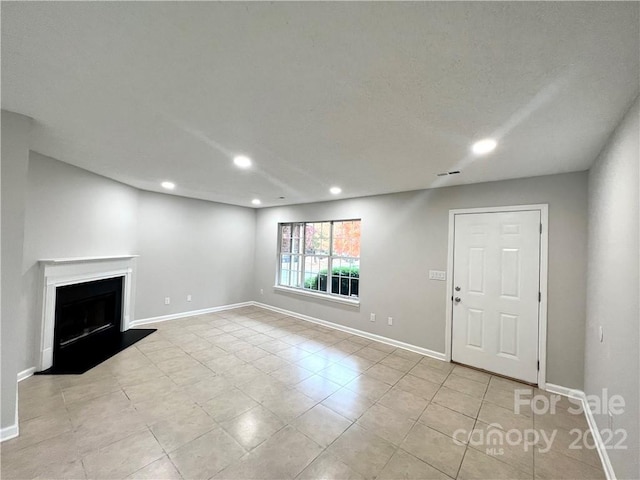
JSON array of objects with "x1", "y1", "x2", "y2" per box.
[
  {"x1": 37, "y1": 255, "x2": 138, "y2": 372},
  {"x1": 36, "y1": 256, "x2": 156, "y2": 374},
  {"x1": 53, "y1": 276, "x2": 123, "y2": 369}
]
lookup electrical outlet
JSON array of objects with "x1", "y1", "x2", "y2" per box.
[
  {"x1": 388, "y1": 317, "x2": 393, "y2": 326},
  {"x1": 187, "y1": 294, "x2": 192, "y2": 302},
  {"x1": 429, "y1": 270, "x2": 446, "y2": 281},
  {"x1": 370, "y1": 313, "x2": 376, "y2": 322},
  {"x1": 164, "y1": 297, "x2": 170, "y2": 305}
]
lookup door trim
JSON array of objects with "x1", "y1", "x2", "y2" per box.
[{"x1": 444, "y1": 204, "x2": 549, "y2": 389}]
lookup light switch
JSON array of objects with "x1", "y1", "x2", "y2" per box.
[{"x1": 429, "y1": 270, "x2": 446, "y2": 281}]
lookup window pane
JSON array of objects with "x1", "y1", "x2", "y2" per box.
[
  {"x1": 303, "y1": 256, "x2": 329, "y2": 292},
  {"x1": 280, "y1": 254, "x2": 303, "y2": 287},
  {"x1": 350, "y1": 278, "x2": 359, "y2": 297},
  {"x1": 350, "y1": 260, "x2": 360, "y2": 277},
  {"x1": 332, "y1": 220, "x2": 361, "y2": 257},
  {"x1": 293, "y1": 223, "x2": 304, "y2": 253},
  {"x1": 279, "y1": 254, "x2": 291, "y2": 285},
  {"x1": 280, "y1": 224, "x2": 292, "y2": 253},
  {"x1": 330, "y1": 272, "x2": 358, "y2": 297},
  {"x1": 289, "y1": 254, "x2": 303, "y2": 287},
  {"x1": 332, "y1": 257, "x2": 343, "y2": 272},
  {"x1": 305, "y1": 222, "x2": 330, "y2": 255},
  {"x1": 340, "y1": 276, "x2": 349, "y2": 296},
  {"x1": 330, "y1": 256, "x2": 359, "y2": 297},
  {"x1": 292, "y1": 237, "x2": 301, "y2": 254}
]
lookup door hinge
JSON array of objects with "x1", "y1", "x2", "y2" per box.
[
  {"x1": 540, "y1": 223, "x2": 542, "y2": 234},
  {"x1": 538, "y1": 292, "x2": 541, "y2": 302},
  {"x1": 537, "y1": 361, "x2": 540, "y2": 371}
]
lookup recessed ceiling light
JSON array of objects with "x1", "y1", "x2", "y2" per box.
[
  {"x1": 329, "y1": 186, "x2": 342, "y2": 195},
  {"x1": 471, "y1": 138, "x2": 497, "y2": 155},
  {"x1": 251, "y1": 198, "x2": 261, "y2": 205},
  {"x1": 233, "y1": 155, "x2": 252, "y2": 169},
  {"x1": 161, "y1": 181, "x2": 175, "y2": 190}
]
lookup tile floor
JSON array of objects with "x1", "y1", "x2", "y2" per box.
[{"x1": 1, "y1": 306, "x2": 605, "y2": 479}]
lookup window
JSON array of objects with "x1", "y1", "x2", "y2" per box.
[{"x1": 278, "y1": 220, "x2": 361, "y2": 299}]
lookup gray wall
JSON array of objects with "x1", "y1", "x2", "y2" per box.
[
  {"x1": 134, "y1": 191, "x2": 256, "y2": 320},
  {"x1": 254, "y1": 172, "x2": 588, "y2": 389},
  {"x1": 18, "y1": 153, "x2": 256, "y2": 373},
  {"x1": 1, "y1": 111, "x2": 31, "y2": 432},
  {"x1": 585, "y1": 97, "x2": 639, "y2": 480},
  {"x1": 10, "y1": 138, "x2": 589, "y2": 402},
  {"x1": 21, "y1": 153, "x2": 139, "y2": 371}
]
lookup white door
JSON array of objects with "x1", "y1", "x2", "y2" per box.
[{"x1": 451, "y1": 210, "x2": 541, "y2": 383}]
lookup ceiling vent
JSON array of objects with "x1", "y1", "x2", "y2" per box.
[{"x1": 436, "y1": 170, "x2": 461, "y2": 177}]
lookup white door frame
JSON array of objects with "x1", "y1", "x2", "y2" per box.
[{"x1": 445, "y1": 204, "x2": 549, "y2": 389}]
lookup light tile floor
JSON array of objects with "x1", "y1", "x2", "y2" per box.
[{"x1": 1, "y1": 306, "x2": 605, "y2": 479}]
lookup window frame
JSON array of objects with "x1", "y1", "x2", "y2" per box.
[{"x1": 275, "y1": 219, "x2": 361, "y2": 305}]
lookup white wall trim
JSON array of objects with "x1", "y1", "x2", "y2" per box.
[
  {"x1": 538, "y1": 205, "x2": 549, "y2": 390},
  {"x1": 445, "y1": 204, "x2": 549, "y2": 389},
  {"x1": 545, "y1": 383, "x2": 616, "y2": 480},
  {"x1": 543, "y1": 383, "x2": 583, "y2": 399},
  {"x1": 0, "y1": 390, "x2": 19, "y2": 443},
  {"x1": 17, "y1": 367, "x2": 36, "y2": 382},
  {"x1": 39, "y1": 255, "x2": 138, "y2": 264},
  {"x1": 130, "y1": 301, "x2": 254, "y2": 327},
  {"x1": 0, "y1": 422, "x2": 19, "y2": 443},
  {"x1": 2, "y1": 369, "x2": 36, "y2": 442},
  {"x1": 252, "y1": 301, "x2": 447, "y2": 361}
]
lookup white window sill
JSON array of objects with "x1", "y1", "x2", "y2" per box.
[{"x1": 273, "y1": 285, "x2": 360, "y2": 307}]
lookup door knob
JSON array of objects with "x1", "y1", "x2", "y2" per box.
[{"x1": 454, "y1": 297, "x2": 461, "y2": 303}]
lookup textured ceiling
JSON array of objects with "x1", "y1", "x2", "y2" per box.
[{"x1": 2, "y1": 2, "x2": 638, "y2": 207}]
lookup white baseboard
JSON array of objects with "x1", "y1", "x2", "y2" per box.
[
  {"x1": 251, "y1": 301, "x2": 447, "y2": 362},
  {"x1": 130, "y1": 301, "x2": 254, "y2": 327},
  {"x1": 0, "y1": 390, "x2": 19, "y2": 443},
  {"x1": 544, "y1": 382, "x2": 584, "y2": 400},
  {"x1": 0, "y1": 423, "x2": 19, "y2": 442},
  {"x1": 544, "y1": 383, "x2": 616, "y2": 480},
  {"x1": 17, "y1": 367, "x2": 36, "y2": 382}
]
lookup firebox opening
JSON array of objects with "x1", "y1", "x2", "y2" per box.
[{"x1": 52, "y1": 276, "x2": 124, "y2": 370}]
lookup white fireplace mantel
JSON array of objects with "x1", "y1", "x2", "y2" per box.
[
  {"x1": 39, "y1": 255, "x2": 139, "y2": 264},
  {"x1": 37, "y1": 255, "x2": 138, "y2": 371}
]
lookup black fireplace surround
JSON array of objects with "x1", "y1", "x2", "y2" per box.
[
  {"x1": 37, "y1": 276, "x2": 155, "y2": 375},
  {"x1": 54, "y1": 276, "x2": 123, "y2": 367}
]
